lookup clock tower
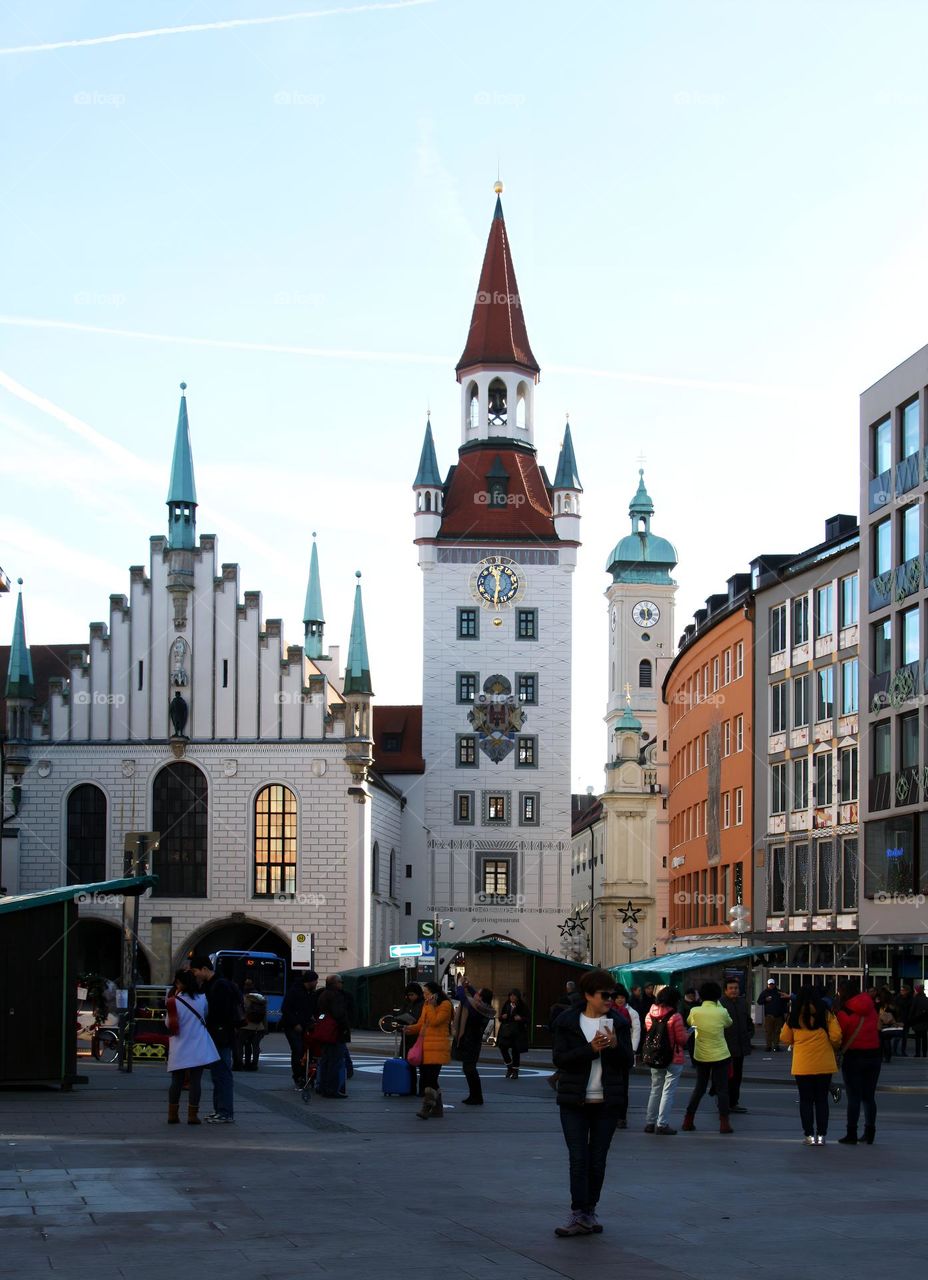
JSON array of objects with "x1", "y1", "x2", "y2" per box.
[{"x1": 413, "y1": 185, "x2": 579, "y2": 954}]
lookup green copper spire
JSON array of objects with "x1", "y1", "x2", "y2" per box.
[
  {"x1": 5, "y1": 582, "x2": 35, "y2": 700},
  {"x1": 343, "y1": 571, "x2": 372, "y2": 695},
  {"x1": 167, "y1": 382, "x2": 197, "y2": 549},
  {"x1": 629, "y1": 468, "x2": 654, "y2": 519},
  {"x1": 606, "y1": 469, "x2": 677, "y2": 584},
  {"x1": 553, "y1": 421, "x2": 582, "y2": 490},
  {"x1": 303, "y1": 534, "x2": 325, "y2": 660},
  {"x1": 413, "y1": 418, "x2": 442, "y2": 487}
]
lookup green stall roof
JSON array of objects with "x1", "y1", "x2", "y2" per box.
[
  {"x1": 611, "y1": 943, "x2": 787, "y2": 986},
  {"x1": 0, "y1": 875, "x2": 158, "y2": 916}
]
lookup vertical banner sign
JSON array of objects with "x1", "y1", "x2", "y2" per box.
[{"x1": 291, "y1": 932, "x2": 314, "y2": 970}]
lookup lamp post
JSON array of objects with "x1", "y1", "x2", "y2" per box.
[
  {"x1": 432, "y1": 914, "x2": 454, "y2": 984},
  {"x1": 728, "y1": 902, "x2": 750, "y2": 944},
  {"x1": 622, "y1": 922, "x2": 639, "y2": 966}
]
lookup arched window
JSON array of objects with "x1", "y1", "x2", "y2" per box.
[
  {"x1": 516, "y1": 384, "x2": 527, "y2": 431},
  {"x1": 254, "y1": 784, "x2": 297, "y2": 897},
  {"x1": 424, "y1": 491, "x2": 431, "y2": 512},
  {"x1": 487, "y1": 377, "x2": 507, "y2": 428},
  {"x1": 389, "y1": 848, "x2": 396, "y2": 898},
  {"x1": 371, "y1": 841, "x2": 380, "y2": 893},
  {"x1": 152, "y1": 762, "x2": 208, "y2": 897},
  {"x1": 468, "y1": 383, "x2": 479, "y2": 431},
  {"x1": 66, "y1": 784, "x2": 107, "y2": 884},
  {"x1": 639, "y1": 659, "x2": 653, "y2": 689}
]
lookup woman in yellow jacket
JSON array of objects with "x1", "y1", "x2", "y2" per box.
[
  {"x1": 404, "y1": 982, "x2": 453, "y2": 1118},
  {"x1": 780, "y1": 985, "x2": 843, "y2": 1144}
]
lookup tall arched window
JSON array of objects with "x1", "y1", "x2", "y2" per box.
[
  {"x1": 66, "y1": 784, "x2": 107, "y2": 884},
  {"x1": 152, "y1": 762, "x2": 208, "y2": 897},
  {"x1": 389, "y1": 848, "x2": 396, "y2": 899},
  {"x1": 254, "y1": 784, "x2": 297, "y2": 897},
  {"x1": 639, "y1": 659, "x2": 653, "y2": 689},
  {"x1": 468, "y1": 383, "x2": 479, "y2": 431},
  {"x1": 371, "y1": 841, "x2": 380, "y2": 893}
]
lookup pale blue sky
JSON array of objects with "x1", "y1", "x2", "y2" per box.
[{"x1": 3, "y1": 0, "x2": 928, "y2": 789}]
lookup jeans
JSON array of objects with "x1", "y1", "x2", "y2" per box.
[
  {"x1": 764, "y1": 1014, "x2": 784, "y2": 1049},
  {"x1": 795, "y1": 1073, "x2": 831, "y2": 1137},
  {"x1": 285, "y1": 1028, "x2": 305, "y2": 1082},
  {"x1": 240, "y1": 1030, "x2": 262, "y2": 1070},
  {"x1": 842, "y1": 1049, "x2": 880, "y2": 1132},
  {"x1": 168, "y1": 1066, "x2": 203, "y2": 1107},
  {"x1": 317, "y1": 1044, "x2": 347, "y2": 1096},
  {"x1": 646, "y1": 1062, "x2": 683, "y2": 1127},
  {"x1": 210, "y1": 1046, "x2": 234, "y2": 1118},
  {"x1": 559, "y1": 1104, "x2": 620, "y2": 1212},
  {"x1": 685, "y1": 1059, "x2": 730, "y2": 1116},
  {"x1": 728, "y1": 1055, "x2": 745, "y2": 1107}
]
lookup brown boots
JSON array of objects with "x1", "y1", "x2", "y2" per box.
[
  {"x1": 416, "y1": 1087, "x2": 444, "y2": 1119},
  {"x1": 168, "y1": 1103, "x2": 180, "y2": 1124},
  {"x1": 187, "y1": 1106, "x2": 201, "y2": 1125},
  {"x1": 719, "y1": 1116, "x2": 734, "y2": 1134}
]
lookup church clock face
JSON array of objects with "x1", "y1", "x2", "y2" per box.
[
  {"x1": 632, "y1": 599, "x2": 660, "y2": 628},
  {"x1": 471, "y1": 556, "x2": 524, "y2": 610}
]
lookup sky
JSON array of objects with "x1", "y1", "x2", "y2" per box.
[{"x1": 2, "y1": 0, "x2": 928, "y2": 791}]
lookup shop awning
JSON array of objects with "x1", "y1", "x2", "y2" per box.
[{"x1": 611, "y1": 943, "x2": 787, "y2": 985}]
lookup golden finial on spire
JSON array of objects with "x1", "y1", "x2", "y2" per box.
[{"x1": 494, "y1": 179, "x2": 504, "y2": 195}]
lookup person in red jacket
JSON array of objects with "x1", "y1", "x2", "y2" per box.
[{"x1": 835, "y1": 981, "x2": 881, "y2": 1145}]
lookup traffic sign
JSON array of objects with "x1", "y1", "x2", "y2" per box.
[
  {"x1": 291, "y1": 931, "x2": 314, "y2": 969},
  {"x1": 389, "y1": 943, "x2": 424, "y2": 959},
  {"x1": 419, "y1": 938, "x2": 435, "y2": 958},
  {"x1": 418, "y1": 919, "x2": 435, "y2": 939},
  {"x1": 399, "y1": 955, "x2": 417, "y2": 969}
]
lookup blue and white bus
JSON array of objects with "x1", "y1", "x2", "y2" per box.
[{"x1": 210, "y1": 951, "x2": 287, "y2": 1028}]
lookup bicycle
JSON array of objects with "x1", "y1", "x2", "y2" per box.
[{"x1": 77, "y1": 1016, "x2": 121, "y2": 1064}]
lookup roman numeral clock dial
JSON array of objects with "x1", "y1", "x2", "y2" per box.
[
  {"x1": 470, "y1": 556, "x2": 525, "y2": 610},
  {"x1": 632, "y1": 599, "x2": 660, "y2": 628}
]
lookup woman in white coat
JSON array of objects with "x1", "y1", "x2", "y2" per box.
[{"x1": 165, "y1": 970, "x2": 219, "y2": 1125}]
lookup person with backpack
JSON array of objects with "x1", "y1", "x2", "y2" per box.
[
  {"x1": 164, "y1": 969, "x2": 218, "y2": 1126},
  {"x1": 237, "y1": 978, "x2": 267, "y2": 1071},
  {"x1": 779, "y1": 984, "x2": 842, "y2": 1144},
  {"x1": 642, "y1": 986, "x2": 688, "y2": 1135}
]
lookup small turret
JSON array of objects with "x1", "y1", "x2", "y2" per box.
[
  {"x1": 167, "y1": 383, "x2": 197, "y2": 550},
  {"x1": 303, "y1": 534, "x2": 325, "y2": 660},
  {"x1": 552, "y1": 419, "x2": 582, "y2": 541},
  {"x1": 343, "y1": 572, "x2": 373, "y2": 782},
  {"x1": 413, "y1": 418, "x2": 443, "y2": 540},
  {"x1": 5, "y1": 581, "x2": 35, "y2": 741}
]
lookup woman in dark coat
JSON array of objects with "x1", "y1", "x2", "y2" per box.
[
  {"x1": 552, "y1": 968, "x2": 634, "y2": 1237},
  {"x1": 396, "y1": 982, "x2": 425, "y2": 1095},
  {"x1": 453, "y1": 985, "x2": 495, "y2": 1105},
  {"x1": 497, "y1": 989, "x2": 530, "y2": 1079}
]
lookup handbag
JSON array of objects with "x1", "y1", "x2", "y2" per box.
[{"x1": 407, "y1": 1036, "x2": 424, "y2": 1067}]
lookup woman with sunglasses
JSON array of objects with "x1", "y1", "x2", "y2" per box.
[{"x1": 551, "y1": 969, "x2": 633, "y2": 1237}]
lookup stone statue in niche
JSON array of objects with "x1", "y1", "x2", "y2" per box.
[
  {"x1": 171, "y1": 636, "x2": 189, "y2": 687},
  {"x1": 169, "y1": 691, "x2": 189, "y2": 738}
]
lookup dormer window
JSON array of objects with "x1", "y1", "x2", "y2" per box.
[
  {"x1": 488, "y1": 378, "x2": 507, "y2": 428},
  {"x1": 486, "y1": 455, "x2": 510, "y2": 507}
]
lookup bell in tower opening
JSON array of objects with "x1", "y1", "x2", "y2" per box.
[{"x1": 487, "y1": 378, "x2": 507, "y2": 428}]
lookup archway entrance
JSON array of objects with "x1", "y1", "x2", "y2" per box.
[
  {"x1": 180, "y1": 918, "x2": 290, "y2": 966},
  {"x1": 75, "y1": 918, "x2": 150, "y2": 983}
]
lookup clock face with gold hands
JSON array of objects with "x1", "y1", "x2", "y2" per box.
[
  {"x1": 470, "y1": 556, "x2": 524, "y2": 610},
  {"x1": 632, "y1": 599, "x2": 660, "y2": 627}
]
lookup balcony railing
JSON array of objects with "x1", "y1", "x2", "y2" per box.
[
  {"x1": 869, "y1": 772, "x2": 892, "y2": 812},
  {"x1": 895, "y1": 556, "x2": 922, "y2": 602},
  {"x1": 895, "y1": 766, "x2": 923, "y2": 808},
  {"x1": 868, "y1": 470, "x2": 892, "y2": 513},
  {"x1": 868, "y1": 571, "x2": 893, "y2": 612},
  {"x1": 895, "y1": 452, "x2": 920, "y2": 496}
]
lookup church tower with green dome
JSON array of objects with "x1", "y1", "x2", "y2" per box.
[{"x1": 605, "y1": 470, "x2": 677, "y2": 751}]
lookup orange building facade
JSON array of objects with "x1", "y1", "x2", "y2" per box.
[{"x1": 664, "y1": 580, "x2": 755, "y2": 943}]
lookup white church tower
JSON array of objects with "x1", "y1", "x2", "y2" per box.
[{"x1": 413, "y1": 184, "x2": 579, "y2": 953}]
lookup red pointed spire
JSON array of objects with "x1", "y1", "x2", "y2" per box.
[{"x1": 456, "y1": 191, "x2": 540, "y2": 381}]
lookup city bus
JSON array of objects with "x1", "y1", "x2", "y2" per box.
[{"x1": 210, "y1": 951, "x2": 288, "y2": 1028}]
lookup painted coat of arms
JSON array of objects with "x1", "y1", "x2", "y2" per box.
[{"x1": 468, "y1": 674, "x2": 525, "y2": 763}]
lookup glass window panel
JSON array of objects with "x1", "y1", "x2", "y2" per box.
[
  {"x1": 152, "y1": 763, "x2": 208, "y2": 898},
  {"x1": 771, "y1": 682, "x2": 788, "y2": 733},
  {"x1": 874, "y1": 519, "x2": 891, "y2": 576},
  {"x1": 873, "y1": 721, "x2": 891, "y2": 775},
  {"x1": 66, "y1": 784, "x2": 108, "y2": 884},
  {"x1": 842, "y1": 659, "x2": 858, "y2": 715},
  {"x1": 793, "y1": 844, "x2": 810, "y2": 913},
  {"x1": 815, "y1": 585, "x2": 834, "y2": 638},
  {"x1": 874, "y1": 619, "x2": 892, "y2": 675},
  {"x1": 902, "y1": 505, "x2": 920, "y2": 562},
  {"x1": 841, "y1": 839, "x2": 858, "y2": 911},
  {"x1": 873, "y1": 416, "x2": 891, "y2": 473},
  {"x1": 770, "y1": 605, "x2": 786, "y2": 654},
  {"x1": 900, "y1": 714, "x2": 918, "y2": 770},
  {"x1": 771, "y1": 846, "x2": 786, "y2": 914},
  {"x1": 902, "y1": 607, "x2": 920, "y2": 666},
  {"x1": 793, "y1": 597, "x2": 809, "y2": 645},
  {"x1": 817, "y1": 842, "x2": 834, "y2": 912},
  {"x1": 793, "y1": 674, "x2": 809, "y2": 727},
  {"x1": 792, "y1": 757, "x2": 808, "y2": 810},
  {"x1": 840, "y1": 575, "x2": 858, "y2": 627},
  {"x1": 839, "y1": 747, "x2": 858, "y2": 803},
  {"x1": 253, "y1": 783, "x2": 297, "y2": 897},
  {"x1": 815, "y1": 753, "x2": 833, "y2": 806},
  {"x1": 902, "y1": 399, "x2": 919, "y2": 458},
  {"x1": 816, "y1": 667, "x2": 834, "y2": 720}
]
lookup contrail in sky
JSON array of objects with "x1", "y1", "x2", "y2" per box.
[
  {"x1": 0, "y1": 0, "x2": 434, "y2": 56},
  {"x1": 0, "y1": 315, "x2": 811, "y2": 398}
]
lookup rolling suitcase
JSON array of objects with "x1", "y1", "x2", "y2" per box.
[{"x1": 382, "y1": 1056, "x2": 412, "y2": 1095}]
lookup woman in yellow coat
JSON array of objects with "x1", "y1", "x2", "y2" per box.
[
  {"x1": 780, "y1": 985, "x2": 843, "y2": 1144},
  {"x1": 404, "y1": 981, "x2": 453, "y2": 1118}
]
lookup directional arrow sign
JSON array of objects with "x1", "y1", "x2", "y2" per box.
[{"x1": 389, "y1": 943, "x2": 424, "y2": 959}]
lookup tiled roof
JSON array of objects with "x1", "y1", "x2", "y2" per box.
[
  {"x1": 437, "y1": 444, "x2": 558, "y2": 540},
  {"x1": 456, "y1": 196, "x2": 539, "y2": 377},
  {"x1": 372, "y1": 705, "x2": 425, "y2": 774}
]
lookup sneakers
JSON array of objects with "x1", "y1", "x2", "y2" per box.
[
  {"x1": 815, "y1": 1136, "x2": 826, "y2": 1145},
  {"x1": 655, "y1": 1124, "x2": 677, "y2": 1135},
  {"x1": 554, "y1": 1211, "x2": 592, "y2": 1238},
  {"x1": 583, "y1": 1212, "x2": 604, "y2": 1234},
  {"x1": 205, "y1": 1113, "x2": 234, "y2": 1124},
  {"x1": 803, "y1": 1135, "x2": 815, "y2": 1145},
  {"x1": 643, "y1": 1123, "x2": 656, "y2": 1133}
]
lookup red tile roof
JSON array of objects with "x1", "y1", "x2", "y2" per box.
[
  {"x1": 436, "y1": 444, "x2": 558, "y2": 540},
  {"x1": 372, "y1": 705, "x2": 425, "y2": 774},
  {"x1": 456, "y1": 197, "x2": 539, "y2": 378}
]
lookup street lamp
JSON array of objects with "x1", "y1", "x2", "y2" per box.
[
  {"x1": 622, "y1": 922, "x2": 639, "y2": 965},
  {"x1": 728, "y1": 902, "x2": 750, "y2": 944}
]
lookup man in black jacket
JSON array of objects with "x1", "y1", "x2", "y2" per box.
[
  {"x1": 551, "y1": 969, "x2": 633, "y2": 1238},
  {"x1": 190, "y1": 955, "x2": 241, "y2": 1124},
  {"x1": 281, "y1": 971, "x2": 319, "y2": 1087},
  {"x1": 720, "y1": 978, "x2": 754, "y2": 1114}
]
